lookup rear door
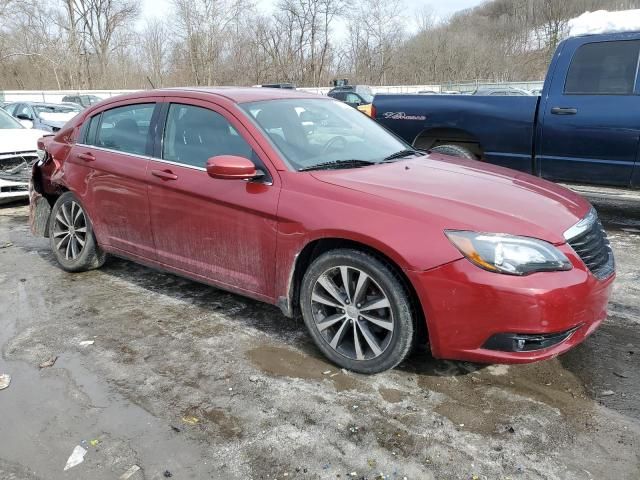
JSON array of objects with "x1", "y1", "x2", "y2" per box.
[
  {"x1": 71, "y1": 101, "x2": 157, "y2": 259},
  {"x1": 538, "y1": 38, "x2": 640, "y2": 186},
  {"x1": 146, "y1": 98, "x2": 280, "y2": 298}
]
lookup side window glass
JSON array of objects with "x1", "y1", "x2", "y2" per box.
[
  {"x1": 95, "y1": 103, "x2": 154, "y2": 155},
  {"x1": 345, "y1": 93, "x2": 361, "y2": 103},
  {"x1": 4, "y1": 104, "x2": 16, "y2": 115},
  {"x1": 162, "y1": 104, "x2": 253, "y2": 168},
  {"x1": 565, "y1": 40, "x2": 640, "y2": 95}
]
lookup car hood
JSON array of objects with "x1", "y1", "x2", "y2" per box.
[
  {"x1": 0, "y1": 128, "x2": 50, "y2": 155},
  {"x1": 310, "y1": 154, "x2": 591, "y2": 245}
]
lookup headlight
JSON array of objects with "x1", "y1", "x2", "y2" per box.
[{"x1": 445, "y1": 230, "x2": 572, "y2": 275}]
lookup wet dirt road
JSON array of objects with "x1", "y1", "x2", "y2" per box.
[{"x1": 0, "y1": 197, "x2": 639, "y2": 480}]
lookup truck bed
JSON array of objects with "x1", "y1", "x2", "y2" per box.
[{"x1": 374, "y1": 94, "x2": 540, "y2": 173}]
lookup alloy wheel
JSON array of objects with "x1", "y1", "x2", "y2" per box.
[
  {"x1": 52, "y1": 201, "x2": 87, "y2": 261},
  {"x1": 311, "y1": 266, "x2": 394, "y2": 361}
]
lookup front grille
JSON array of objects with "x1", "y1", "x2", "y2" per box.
[
  {"x1": 565, "y1": 209, "x2": 614, "y2": 280},
  {"x1": 0, "y1": 155, "x2": 38, "y2": 182}
]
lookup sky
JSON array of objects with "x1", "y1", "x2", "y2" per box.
[{"x1": 141, "y1": 0, "x2": 486, "y2": 29}]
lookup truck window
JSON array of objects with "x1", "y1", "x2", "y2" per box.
[{"x1": 565, "y1": 40, "x2": 640, "y2": 95}]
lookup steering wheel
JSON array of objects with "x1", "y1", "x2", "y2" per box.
[{"x1": 322, "y1": 136, "x2": 347, "y2": 154}]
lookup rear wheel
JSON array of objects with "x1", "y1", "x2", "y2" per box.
[
  {"x1": 49, "y1": 192, "x2": 106, "y2": 272},
  {"x1": 429, "y1": 143, "x2": 476, "y2": 160},
  {"x1": 300, "y1": 249, "x2": 415, "y2": 373}
]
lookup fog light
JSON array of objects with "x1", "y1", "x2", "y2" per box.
[{"x1": 482, "y1": 325, "x2": 583, "y2": 352}]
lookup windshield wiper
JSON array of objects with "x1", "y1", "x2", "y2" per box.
[
  {"x1": 298, "y1": 159, "x2": 377, "y2": 172},
  {"x1": 382, "y1": 149, "x2": 423, "y2": 162}
]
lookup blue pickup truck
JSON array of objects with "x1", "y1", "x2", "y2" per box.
[{"x1": 372, "y1": 31, "x2": 640, "y2": 188}]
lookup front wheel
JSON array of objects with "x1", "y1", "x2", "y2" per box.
[
  {"x1": 49, "y1": 192, "x2": 106, "y2": 272},
  {"x1": 300, "y1": 249, "x2": 415, "y2": 374}
]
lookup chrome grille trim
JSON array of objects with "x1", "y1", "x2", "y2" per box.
[{"x1": 565, "y1": 208, "x2": 615, "y2": 280}]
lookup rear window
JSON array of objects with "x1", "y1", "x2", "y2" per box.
[
  {"x1": 94, "y1": 103, "x2": 155, "y2": 155},
  {"x1": 565, "y1": 40, "x2": 640, "y2": 95}
]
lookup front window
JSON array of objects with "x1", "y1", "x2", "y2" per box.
[
  {"x1": 241, "y1": 99, "x2": 411, "y2": 171},
  {"x1": 0, "y1": 108, "x2": 23, "y2": 129},
  {"x1": 162, "y1": 103, "x2": 253, "y2": 168}
]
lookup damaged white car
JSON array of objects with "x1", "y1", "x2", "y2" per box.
[{"x1": 0, "y1": 108, "x2": 49, "y2": 205}]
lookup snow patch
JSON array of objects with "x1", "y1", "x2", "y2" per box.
[{"x1": 568, "y1": 9, "x2": 640, "y2": 36}]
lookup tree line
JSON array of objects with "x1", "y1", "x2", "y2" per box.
[{"x1": 1, "y1": 0, "x2": 639, "y2": 91}]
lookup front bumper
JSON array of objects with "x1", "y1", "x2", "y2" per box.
[{"x1": 407, "y1": 244, "x2": 614, "y2": 363}]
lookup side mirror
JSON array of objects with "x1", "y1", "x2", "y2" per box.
[
  {"x1": 206, "y1": 155, "x2": 262, "y2": 180},
  {"x1": 19, "y1": 119, "x2": 34, "y2": 129},
  {"x1": 16, "y1": 113, "x2": 33, "y2": 121}
]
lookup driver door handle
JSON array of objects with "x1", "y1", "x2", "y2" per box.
[
  {"x1": 551, "y1": 107, "x2": 577, "y2": 115},
  {"x1": 151, "y1": 169, "x2": 178, "y2": 180}
]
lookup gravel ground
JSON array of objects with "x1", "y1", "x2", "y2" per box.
[{"x1": 0, "y1": 195, "x2": 638, "y2": 480}]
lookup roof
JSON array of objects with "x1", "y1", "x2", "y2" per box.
[{"x1": 155, "y1": 86, "x2": 325, "y2": 104}]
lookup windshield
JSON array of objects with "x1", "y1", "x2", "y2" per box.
[
  {"x1": 0, "y1": 108, "x2": 23, "y2": 129},
  {"x1": 241, "y1": 98, "x2": 411, "y2": 171},
  {"x1": 359, "y1": 93, "x2": 374, "y2": 103},
  {"x1": 34, "y1": 104, "x2": 79, "y2": 115}
]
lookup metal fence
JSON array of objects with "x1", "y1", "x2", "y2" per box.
[
  {"x1": 0, "y1": 81, "x2": 543, "y2": 103},
  {"x1": 442, "y1": 80, "x2": 545, "y2": 93}
]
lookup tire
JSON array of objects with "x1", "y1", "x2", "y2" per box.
[
  {"x1": 429, "y1": 143, "x2": 476, "y2": 160},
  {"x1": 300, "y1": 249, "x2": 415, "y2": 374},
  {"x1": 49, "y1": 192, "x2": 106, "y2": 272}
]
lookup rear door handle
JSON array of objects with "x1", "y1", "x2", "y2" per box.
[
  {"x1": 551, "y1": 107, "x2": 577, "y2": 115},
  {"x1": 151, "y1": 169, "x2": 178, "y2": 180},
  {"x1": 76, "y1": 152, "x2": 95, "y2": 162}
]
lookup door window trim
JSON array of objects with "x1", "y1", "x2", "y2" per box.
[{"x1": 74, "y1": 142, "x2": 207, "y2": 172}]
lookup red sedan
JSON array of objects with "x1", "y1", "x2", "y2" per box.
[{"x1": 30, "y1": 88, "x2": 615, "y2": 373}]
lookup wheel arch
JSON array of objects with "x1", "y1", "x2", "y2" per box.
[
  {"x1": 279, "y1": 237, "x2": 428, "y2": 345},
  {"x1": 413, "y1": 127, "x2": 484, "y2": 158}
]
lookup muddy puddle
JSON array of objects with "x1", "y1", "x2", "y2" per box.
[{"x1": 247, "y1": 344, "x2": 369, "y2": 392}]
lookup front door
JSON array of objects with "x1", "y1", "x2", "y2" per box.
[
  {"x1": 146, "y1": 99, "x2": 280, "y2": 298},
  {"x1": 538, "y1": 39, "x2": 640, "y2": 186}
]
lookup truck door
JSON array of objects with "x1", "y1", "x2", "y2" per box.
[{"x1": 538, "y1": 38, "x2": 640, "y2": 187}]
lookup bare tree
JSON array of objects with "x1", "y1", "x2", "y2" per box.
[
  {"x1": 140, "y1": 18, "x2": 169, "y2": 87},
  {"x1": 72, "y1": 0, "x2": 140, "y2": 82}
]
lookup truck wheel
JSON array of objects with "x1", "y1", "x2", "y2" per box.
[
  {"x1": 430, "y1": 144, "x2": 476, "y2": 160},
  {"x1": 300, "y1": 248, "x2": 415, "y2": 374},
  {"x1": 49, "y1": 192, "x2": 106, "y2": 272}
]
